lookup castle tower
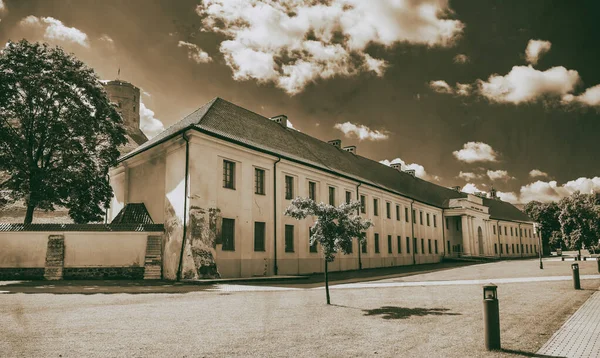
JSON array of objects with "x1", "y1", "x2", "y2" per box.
[{"x1": 103, "y1": 80, "x2": 148, "y2": 153}]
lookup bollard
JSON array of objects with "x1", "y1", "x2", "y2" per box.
[
  {"x1": 561, "y1": 257, "x2": 565, "y2": 261},
  {"x1": 483, "y1": 284, "x2": 501, "y2": 351},
  {"x1": 577, "y1": 254, "x2": 581, "y2": 261},
  {"x1": 584, "y1": 257, "x2": 587, "y2": 261},
  {"x1": 572, "y1": 263, "x2": 581, "y2": 290},
  {"x1": 597, "y1": 258, "x2": 600, "y2": 273}
]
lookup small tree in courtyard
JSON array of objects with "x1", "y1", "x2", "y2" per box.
[
  {"x1": 285, "y1": 198, "x2": 373, "y2": 304},
  {"x1": 0, "y1": 40, "x2": 126, "y2": 223}
]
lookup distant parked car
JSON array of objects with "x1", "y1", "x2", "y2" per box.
[{"x1": 556, "y1": 248, "x2": 562, "y2": 256}]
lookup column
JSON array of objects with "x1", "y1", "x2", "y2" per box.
[{"x1": 461, "y1": 215, "x2": 470, "y2": 255}]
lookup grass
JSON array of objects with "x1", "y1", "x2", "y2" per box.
[{"x1": 1, "y1": 259, "x2": 598, "y2": 357}]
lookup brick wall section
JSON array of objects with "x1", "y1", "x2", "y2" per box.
[
  {"x1": 143, "y1": 235, "x2": 162, "y2": 279},
  {"x1": 44, "y1": 235, "x2": 65, "y2": 280}
]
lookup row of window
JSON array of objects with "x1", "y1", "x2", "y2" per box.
[
  {"x1": 221, "y1": 218, "x2": 444, "y2": 255},
  {"x1": 492, "y1": 225, "x2": 538, "y2": 239},
  {"x1": 493, "y1": 243, "x2": 537, "y2": 255}
]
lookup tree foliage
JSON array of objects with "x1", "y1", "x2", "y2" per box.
[
  {"x1": 0, "y1": 40, "x2": 126, "y2": 223},
  {"x1": 524, "y1": 200, "x2": 562, "y2": 249},
  {"x1": 558, "y1": 191, "x2": 600, "y2": 251}
]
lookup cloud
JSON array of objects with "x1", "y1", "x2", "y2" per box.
[
  {"x1": 460, "y1": 183, "x2": 518, "y2": 203},
  {"x1": 458, "y1": 171, "x2": 482, "y2": 181},
  {"x1": 525, "y1": 39, "x2": 551, "y2": 65},
  {"x1": 461, "y1": 183, "x2": 481, "y2": 194},
  {"x1": 487, "y1": 169, "x2": 513, "y2": 181},
  {"x1": 453, "y1": 142, "x2": 498, "y2": 163},
  {"x1": 453, "y1": 53, "x2": 469, "y2": 64},
  {"x1": 177, "y1": 41, "x2": 212, "y2": 64},
  {"x1": 380, "y1": 157, "x2": 439, "y2": 181},
  {"x1": 19, "y1": 16, "x2": 89, "y2": 47},
  {"x1": 197, "y1": 0, "x2": 464, "y2": 95},
  {"x1": 477, "y1": 65, "x2": 580, "y2": 104},
  {"x1": 519, "y1": 177, "x2": 600, "y2": 203},
  {"x1": 334, "y1": 122, "x2": 389, "y2": 141},
  {"x1": 0, "y1": 0, "x2": 5, "y2": 12},
  {"x1": 529, "y1": 169, "x2": 548, "y2": 178},
  {"x1": 139, "y1": 101, "x2": 165, "y2": 139},
  {"x1": 562, "y1": 84, "x2": 600, "y2": 107},
  {"x1": 429, "y1": 80, "x2": 471, "y2": 96}
]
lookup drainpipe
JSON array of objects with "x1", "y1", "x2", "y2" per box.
[
  {"x1": 441, "y1": 209, "x2": 446, "y2": 259},
  {"x1": 518, "y1": 223, "x2": 523, "y2": 258},
  {"x1": 273, "y1": 157, "x2": 281, "y2": 275},
  {"x1": 410, "y1": 200, "x2": 415, "y2": 265},
  {"x1": 497, "y1": 220, "x2": 501, "y2": 258},
  {"x1": 176, "y1": 132, "x2": 190, "y2": 281},
  {"x1": 356, "y1": 182, "x2": 362, "y2": 270}
]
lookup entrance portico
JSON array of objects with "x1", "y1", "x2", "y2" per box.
[{"x1": 444, "y1": 194, "x2": 491, "y2": 257}]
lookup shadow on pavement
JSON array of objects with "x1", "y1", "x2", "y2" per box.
[
  {"x1": 362, "y1": 306, "x2": 461, "y2": 320},
  {"x1": 500, "y1": 348, "x2": 565, "y2": 357}
]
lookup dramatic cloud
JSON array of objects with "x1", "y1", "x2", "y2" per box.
[
  {"x1": 477, "y1": 65, "x2": 580, "y2": 104},
  {"x1": 525, "y1": 39, "x2": 551, "y2": 65},
  {"x1": 519, "y1": 177, "x2": 600, "y2": 203},
  {"x1": 380, "y1": 158, "x2": 439, "y2": 181},
  {"x1": 139, "y1": 101, "x2": 165, "y2": 139},
  {"x1": 335, "y1": 122, "x2": 389, "y2": 141},
  {"x1": 453, "y1": 142, "x2": 498, "y2": 163},
  {"x1": 458, "y1": 171, "x2": 482, "y2": 181},
  {"x1": 562, "y1": 84, "x2": 600, "y2": 107},
  {"x1": 19, "y1": 16, "x2": 89, "y2": 47},
  {"x1": 197, "y1": 0, "x2": 464, "y2": 94},
  {"x1": 177, "y1": 41, "x2": 212, "y2": 64},
  {"x1": 453, "y1": 53, "x2": 469, "y2": 64},
  {"x1": 529, "y1": 169, "x2": 549, "y2": 178},
  {"x1": 487, "y1": 170, "x2": 512, "y2": 181}
]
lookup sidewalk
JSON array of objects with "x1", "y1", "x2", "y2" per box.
[{"x1": 536, "y1": 288, "x2": 600, "y2": 357}]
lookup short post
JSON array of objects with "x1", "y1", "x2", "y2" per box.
[
  {"x1": 597, "y1": 257, "x2": 600, "y2": 273},
  {"x1": 571, "y1": 263, "x2": 581, "y2": 290},
  {"x1": 561, "y1": 256, "x2": 564, "y2": 261},
  {"x1": 483, "y1": 284, "x2": 501, "y2": 351},
  {"x1": 583, "y1": 257, "x2": 587, "y2": 261}
]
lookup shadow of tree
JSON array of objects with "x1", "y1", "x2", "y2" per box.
[{"x1": 363, "y1": 306, "x2": 461, "y2": 320}]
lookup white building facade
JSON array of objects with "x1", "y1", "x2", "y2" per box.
[{"x1": 108, "y1": 98, "x2": 540, "y2": 279}]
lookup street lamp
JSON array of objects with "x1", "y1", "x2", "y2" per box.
[
  {"x1": 535, "y1": 223, "x2": 543, "y2": 269},
  {"x1": 482, "y1": 284, "x2": 500, "y2": 350}
]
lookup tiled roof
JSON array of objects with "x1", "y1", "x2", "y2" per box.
[
  {"x1": 119, "y1": 97, "x2": 532, "y2": 223},
  {"x1": 0, "y1": 223, "x2": 164, "y2": 232},
  {"x1": 111, "y1": 203, "x2": 154, "y2": 224}
]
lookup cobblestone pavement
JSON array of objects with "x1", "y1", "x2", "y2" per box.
[{"x1": 536, "y1": 290, "x2": 600, "y2": 358}]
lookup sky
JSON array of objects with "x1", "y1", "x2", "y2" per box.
[{"x1": 1, "y1": 0, "x2": 599, "y2": 204}]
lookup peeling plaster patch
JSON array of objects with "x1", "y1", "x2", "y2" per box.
[
  {"x1": 182, "y1": 206, "x2": 222, "y2": 279},
  {"x1": 163, "y1": 201, "x2": 183, "y2": 280}
]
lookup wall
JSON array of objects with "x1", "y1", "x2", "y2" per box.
[
  {"x1": 63, "y1": 232, "x2": 147, "y2": 267},
  {"x1": 0, "y1": 232, "x2": 48, "y2": 268}
]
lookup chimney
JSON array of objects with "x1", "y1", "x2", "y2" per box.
[
  {"x1": 270, "y1": 114, "x2": 288, "y2": 128},
  {"x1": 404, "y1": 169, "x2": 416, "y2": 177},
  {"x1": 489, "y1": 187, "x2": 498, "y2": 199},
  {"x1": 327, "y1": 139, "x2": 341, "y2": 148},
  {"x1": 343, "y1": 145, "x2": 356, "y2": 154},
  {"x1": 451, "y1": 186, "x2": 462, "y2": 192},
  {"x1": 390, "y1": 163, "x2": 402, "y2": 171}
]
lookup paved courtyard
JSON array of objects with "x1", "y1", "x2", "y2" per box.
[{"x1": 2, "y1": 258, "x2": 599, "y2": 357}]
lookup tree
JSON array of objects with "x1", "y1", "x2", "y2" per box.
[
  {"x1": 0, "y1": 40, "x2": 126, "y2": 223},
  {"x1": 524, "y1": 200, "x2": 562, "y2": 254},
  {"x1": 558, "y1": 191, "x2": 600, "y2": 255},
  {"x1": 285, "y1": 198, "x2": 373, "y2": 304}
]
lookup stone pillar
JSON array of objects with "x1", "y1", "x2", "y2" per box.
[
  {"x1": 44, "y1": 235, "x2": 65, "y2": 280},
  {"x1": 461, "y1": 215, "x2": 470, "y2": 255}
]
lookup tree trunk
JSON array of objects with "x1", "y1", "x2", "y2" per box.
[
  {"x1": 325, "y1": 259, "x2": 330, "y2": 305},
  {"x1": 24, "y1": 204, "x2": 35, "y2": 224}
]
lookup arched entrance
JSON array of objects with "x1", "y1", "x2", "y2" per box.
[{"x1": 478, "y1": 226, "x2": 484, "y2": 255}]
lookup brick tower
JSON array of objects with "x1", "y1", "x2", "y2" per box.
[{"x1": 103, "y1": 80, "x2": 148, "y2": 153}]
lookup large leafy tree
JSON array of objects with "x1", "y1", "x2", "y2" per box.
[
  {"x1": 558, "y1": 191, "x2": 600, "y2": 255},
  {"x1": 524, "y1": 200, "x2": 562, "y2": 254},
  {"x1": 0, "y1": 40, "x2": 126, "y2": 224},
  {"x1": 285, "y1": 198, "x2": 373, "y2": 304}
]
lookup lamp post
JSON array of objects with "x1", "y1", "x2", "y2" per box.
[
  {"x1": 483, "y1": 284, "x2": 501, "y2": 351},
  {"x1": 535, "y1": 224, "x2": 543, "y2": 269}
]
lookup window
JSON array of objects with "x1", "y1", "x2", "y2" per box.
[
  {"x1": 308, "y1": 181, "x2": 316, "y2": 201},
  {"x1": 361, "y1": 238, "x2": 367, "y2": 253},
  {"x1": 500, "y1": 244, "x2": 503, "y2": 254},
  {"x1": 433, "y1": 215, "x2": 437, "y2": 228},
  {"x1": 309, "y1": 227, "x2": 317, "y2": 253},
  {"x1": 520, "y1": 228, "x2": 523, "y2": 237},
  {"x1": 345, "y1": 191, "x2": 352, "y2": 204},
  {"x1": 374, "y1": 234, "x2": 380, "y2": 253},
  {"x1": 524, "y1": 229, "x2": 527, "y2": 238},
  {"x1": 406, "y1": 237, "x2": 411, "y2": 254},
  {"x1": 285, "y1": 176, "x2": 294, "y2": 199},
  {"x1": 387, "y1": 235, "x2": 392, "y2": 254},
  {"x1": 254, "y1": 222, "x2": 265, "y2": 251},
  {"x1": 285, "y1": 225, "x2": 294, "y2": 252},
  {"x1": 494, "y1": 243, "x2": 498, "y2": 254},
  {"x1": 526, "y1": 245, "x2": 528, "y2": 254},
  {"x1": 223, "y1": 160, "x2": 235, "y2": 189},
  {"x1": 434, "y1": 240, "x2": 438, "y2": 254},
  {"x1": 413, "y1": 238, "x2": 418, "y2": 254},
  {"x1": 396, "y1": 205, "x2": 400, "y2": 221},
  {"x1": 428, "y1": 239, "x2": 432, "y2": 254},
  {"x1": 534, "y1": 245, "x2": 537, "y2": 253},
  {"x1": 373, "y1": 199, "x2": 379, "y2": 216},
  {"x1": 493, "y1": 226, "x2": 496, "y2": 235},
  {"x1": 456, "y1": 220, "x2": 460, "y2": 231},
  {"x1": 328, "y1": 187, "x2": 336, "y2": 206},
  {"x1": 254, "y1": 168, "x2": 265, "y2": 195},
  {"x1": 446, "y1": 218, "x2": 449, "y2": 230},
  {"x1": 420, "y1": 211, "x2": 423, "y2": 225},
  {"x1": 504, "y1": 227, "x2": 507, "y2": 236},
  {"x1": 517, "y1": 244, "x2": 519, "y2": 253},
  {"x1": 397, "y1": 236, "x2": 402, "y2": 253},
  {"x1": 530, "y1": 229, "x2": 532, "y2": 237},
  {"x1": 506, "y1": 244, "x2": 509, "y2": 254},
  {"x1": 221, "y1": 218, "x2": 235, "y2": 251},
  {"x1": 360, "y1": 195, "x2": 366, "y2": 214},
  {"x1": 386, "y1": 202, "x2": 391, "y2": 219},
  {"x1": 426, "y1": 213, "x2": 430, "y2": 226},
  {"x1": 421, "y1": 239, "x2": 425, "y2": 254},
  {"x1": 405, "y1": 208, "x2": 409, "y2": 222},
  {"x1": 510, "y1": 227, "x2": 513, "y2": 236},
  {"x1": 413, "y1": 209, "x2": 417, "y2": 224},
  {"x1": 512, "y1": 244, "x2": 515, "y2": 253},
  {"x1": 447, "y1": 240, "x2": 451, "y2": 253}
]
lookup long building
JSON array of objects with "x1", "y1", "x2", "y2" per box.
[{"x1": 108, "y1": 97, "x2": 540, "y2": 279}]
